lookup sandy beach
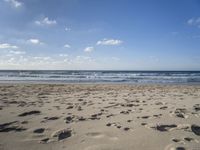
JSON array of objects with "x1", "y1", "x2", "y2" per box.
[{"x1": 0, "y1": 84, "x2": 200, "y2": 150}]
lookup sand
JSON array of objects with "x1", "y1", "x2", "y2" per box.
[{"x1": 0, "y1": 84, "x2": 200, "y2": 150}]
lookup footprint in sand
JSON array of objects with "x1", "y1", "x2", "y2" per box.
[
  {"x1": 18, "y1": 110, "x2": 41, "y2": 117},
  {"x1": 0, "y1": 126, "x2": 26, "y2": 132},
  {"x1": 172, "y1": 138, "x2": 182, "y2": 143},
  {"x1": 39, "y1": 128, "x2": 73, "y2": 144},
  {"x1": 152, "y1": 124, "x2": 177, "y2": 132},
  {"x1": 0, "y1": 121, "x2": 26, "y2": 132},
  {"x1": 106, "y1": 122, "x2": 131, "y2": 131},
  {"x1": 170, "y1": 108, "x2": 189, "y2": 119},
  {"x1": 106, "y1": 122, "x2": 121, "y2": 129},
  {"x1": 86, "y1": 132, "x2": 119, "y2": 142},
  {"x1": 193, "y1": 104, "x2": 200, "y2": 112},
  {"x1": 51, "y1": 128, "x2": 73, "y2": 141},
  {"x1": 123, "y1": 127, "x2": 130, "y2": 131},
  {"x1": 40, "y1": 138, "x2": 50, "y2": 144},
  {"x1": 147, "y1": 123, "x2": 191, "y2": 132},
  {"x1": 172, "y1": 137, "x2": 198, "y2": 144},
  {"x1": 168, "y1": 136, "x2": 199, "y2": 150},
  {"x1": 84, "y1": 144, "x2": 121, "y2": 150},
  {"x1": 41, "y1": 116, "x2": 60, "y2": 123},
  {"x1": 21, "y1": 121, "x2": 28, "y2": 124},
  {"x1": 33, "y1": 128, "x2": 45, "y2": 134},
  {"x1": 191, "y1": 124, "x2": 200, "y2": 136},
  {"x1": 183, "y1": 137, "x2": 195, "y2": 142},
  {"x1": 174, "y1": 147, "x2": 186, "y2": 150},
  {"x1": 160, "y1": 106, "x2": 168, "y2": 110},
  {"x1": 141, "y1": 122, "x2": 147, "y2": 126},
  {"x1": 141, "y1": 115, "x2": 151, "y2": 119},
  {"x1": 86, "y1": 132, "x2": 105, "y2": 138},
  {"x1": 164, "y1": 144, "x2": 187, "y2": 150}
]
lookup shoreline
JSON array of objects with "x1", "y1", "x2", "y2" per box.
[{"x1": 1, "y1": 80, "x2": 200, "y2": 86}]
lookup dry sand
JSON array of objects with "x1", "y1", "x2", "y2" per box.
[{"x1": 0, "y1": 84, "x2": 200, "y2": 150}]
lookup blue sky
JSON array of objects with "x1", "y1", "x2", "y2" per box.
[{"x1": 0, "y1": 0, "x2": 200, "y2": 70}]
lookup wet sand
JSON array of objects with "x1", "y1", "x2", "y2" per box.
[{"x1": 0, "y1": 84, "x2": 200, "y2": 150}]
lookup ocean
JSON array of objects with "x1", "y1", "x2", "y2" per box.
[{"x1": 0, "y1": 70, "x2": 200, "y2": 84}]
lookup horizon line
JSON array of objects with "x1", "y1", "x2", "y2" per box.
[{"x1": 0, "y1": 69, "x2": 200, "y2": 72}]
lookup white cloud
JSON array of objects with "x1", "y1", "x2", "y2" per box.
[
  {"x1": 84, "y1": 46, "x2": 94, "y2": 52},
  {"x1": 35, "y1": 17, "x2": 57, "y2": 26},
  {"x1": 27, "y1": 39, "x2": 43, "y2": 45},
  {"x1": 4, "y1": 0, "x2": 22, "y2": 8},
  {"x1": 96, "y1": 38, "x2": 123, "y2": 46},
  {"x1": 187, "y1": 17, "x2": 200, "y2": 28},
  {"x1": 65, "y1": 27, "x2": 71, "y2": 31},
  {"x1": 9, "y1": 50, "x2": 26, "y2": 55},
  {"x1": 64, "y1": 44, "x2": 71, "y2": 48},
  {"x1": 0, "y1": 43, "x2": 18, "y2": 49}
]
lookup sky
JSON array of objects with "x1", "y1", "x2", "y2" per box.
[{"x1": 0, "y1": 0, "x2": 200, "y2": 70}]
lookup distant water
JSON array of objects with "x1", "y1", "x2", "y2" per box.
[{"x1": 0, "y1": 70, "x2": 200, "y2": 84}]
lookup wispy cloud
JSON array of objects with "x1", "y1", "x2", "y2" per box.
[
  {"x1": 187, "y1": 17, "x2": 200, "y2": 28},
  {"x1": 27, "y1": 39, "x2": 43, "y2": 45},
  {"x1": 4, "y1": 0, "x2": 22, "y2": 8},
  {"x1": 171, "y1": 32, "x2": 178, "y2": 36},
  {"x1": 96, "y1": 38, "x2": 123, "y2": 46},
  {"x1": 64, "y1": 44, "x2": 71, "y2": 48},
  {"x1": 74, "y1": 56, "x2": 94, "y2": 64},
  {"x1": 33, "y1": 56, "x2": 51, "y2": 61},
  {"x1": 84, "y1": 46, "x2": 94, "y2": 52},
  {"x1": 149, "y1": 56, "x2": 159, "y2": 63},
  {"x1": 111, "y1": 57, "x2": 120, "y2": 61},
  {"x1": 0, "y1": 43, "x2": 18, "y2": 49},
  {"x1": 192, "y1": 35, "x2": 200, "y2": 39},
  {"x1": 59, "y1": 54, "x2": 68, "y2": 57},
  {"x1": 0, "y1": 49, "x2": 122, "y2": 70},
  {"x1": 65, "y1": 27, "x2": 71, "y2": 31},
  {"x1": 35, "y1": 17, "x2": 57, "y2": 26}
]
